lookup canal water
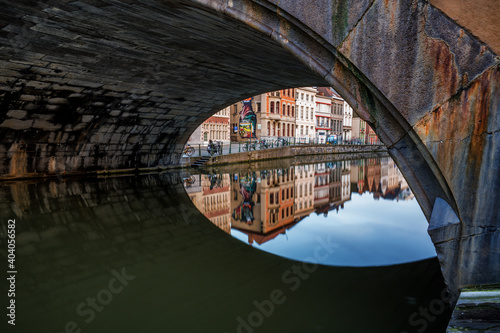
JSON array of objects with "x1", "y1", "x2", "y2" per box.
[
  {"x1": 186, "y1": 157, "x2": 437, "y2": 267},
  {"x1": 0, "y1": 155, "x2": 452, "y2": 333}
]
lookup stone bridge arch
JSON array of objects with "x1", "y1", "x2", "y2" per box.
[{"x1": 0, "y1": 0, "x2": 498, "y2": 289}]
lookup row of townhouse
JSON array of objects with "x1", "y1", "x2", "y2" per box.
[{"x1": 188, "y1": 87, "x2": 376, "y2": 144}]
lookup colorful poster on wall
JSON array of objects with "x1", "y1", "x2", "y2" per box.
[
  {"x1": 232, "y1": 172, "x2": 256, "y2": 225},
  {"x1": 239, "y1": 98, "x2": 257, "y2": 138}
]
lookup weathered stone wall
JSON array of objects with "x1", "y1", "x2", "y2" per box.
[
  {"x1": 0, "y1": 0, "x2": 327, "y2": 178},
  {"x1": 195, "y1": 0, "x2": 500, "y2": 290}
]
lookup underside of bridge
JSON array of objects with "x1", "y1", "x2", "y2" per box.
[{"x1": 0, "y1": 0, "x2": 499, "y2": 292}]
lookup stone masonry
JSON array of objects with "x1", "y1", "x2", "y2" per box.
[{"x1": 0, "y1": 0, "x2": 499, "y2": 291}]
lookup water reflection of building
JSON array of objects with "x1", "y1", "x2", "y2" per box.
[
  {"x1": 350, "y1": 157, "x2": 413, "y2": 201},
  {"x1": 366, "y1": 158, "x2": 382, "y2": 198},
  {"x1": 380, "y1": 157, "x2": 413, "y2": 201},
  {"x1": 185, "y1": 174, "x2": 203, "y2": 211},
  {"x1": 314, "y1": 163, "x2": 330, "y2": 213},
  {"x1": 314, "y1": 161, "x2": 352, "y2": 216},
  {"x1": 294, "y1": 165, "x2": 315, "y2": 220},
  {"x1": 186, "y1": 158, "x2": 414, "y2": 246},
  {"x1": 341, "y1": 161, "x2": 351, "y2": 203},
  {"x1": 328, "y1": 161, "x2": 342, "y2": 207},
  {"x1": 185, "y1": 174, "x2": 231, "y2": 234},
  {"x1": 231, "y1": 168, "x2": 297, "y2": 245}
]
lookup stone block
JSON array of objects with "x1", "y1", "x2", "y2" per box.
[
  {"x1": 6, "y1": 110, "x2": 27, "y2": 119},
  {"x1": 1, "y1": 119, "x2": 33, "y2": 130},
  {"x1": 47, "y1": 97, "x2": 69, "y2": 104},
  {"x1": 428, "y1": 197, "x2": 462, "y2": 244},
  {"x1": 67, "y1": 79, "x2": 103, "y2": 89},
  {"x1": 81, "y1": 115, "x2": 94, "y2": 123},
  {"x1": 32, "y1": 119, "x2": 62, "y2": 131},
  {"x1": 25, "y1": 80, "x2": 52, "y2": 89}
]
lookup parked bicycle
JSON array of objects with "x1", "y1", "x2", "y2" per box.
[
  {"x1": 258, "y1": 139, "x2": 269, "y2": 149},
  {"x1": 183, "y1": 144, "x2": 195, "y2": 156},
  {"x1": 274, "y1": 138, "x2": 289, "y2": 147},
  {"x1": 207, "y1": 140, "x2": 222, "y2": 156},
  {"x1": 242, "y1": 141, "x2": 258, "y2": 151}
]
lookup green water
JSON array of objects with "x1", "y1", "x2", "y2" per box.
[{"x1": 0, "y1": 160, "x2": 452, "y2": 333}]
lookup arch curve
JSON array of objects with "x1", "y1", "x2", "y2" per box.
[{"x1": 0, "y1": 0, "x2": 498, "y2": 289}]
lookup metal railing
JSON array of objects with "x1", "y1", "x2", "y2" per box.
[{"x1": 182, "y1": 138, "x2": 384, "y2": 158}]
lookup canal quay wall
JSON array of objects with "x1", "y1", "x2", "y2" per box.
[
  {"x1": 447, "y1": 288, "x2": 500, "y2": 333},
  {"x1": 0, "y1": 144, "x2": 386, "y2": 180},
  {"x1": 203, "y1": 151, "x2": 390, "y2": 174},
  {"x1": 186, "y1": 144, "x2": 387, "y2": 167}
]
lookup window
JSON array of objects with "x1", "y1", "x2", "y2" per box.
[
  {"x1": 270, "y1": 101, "x2": 274, "y2": 113},
  {"x1": 301, "y1": 125, "x2": 303, "y2": 135},
  {"x1": 267, "y1": 122, "x2": 270, "y2": 136},
  {"x1": 282, "y1": 104, "x2": 286, "y2": 115},
  {"x1": 203, "y1": 132, "x2": 208, "y2": 141},
  {"x1": 257, "y1": 102, "x2": 261, "y2": 112},
  {"x1": 287, "y1": 105, "x2": 290, "y2": 116},
  {"x1": 276, "y1": 103, "x2": 279, "y2": 114},
  {"x1": 291, "y1": 124, "x2": 294, "y2": 136},
  {"x1": 292, "y1": 106, "x2": 294, "y2": 117},
  {"x1": 306, "y1": 126, "x2": 308, "y2": 135}
]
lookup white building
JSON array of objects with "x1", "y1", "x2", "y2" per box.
[
  {"x1": 331, "y1": 92, "x2": 344, "y2": 141},
  {"x1": 188, "y1": 107, "x2": 230, "y2": 144},
  {"x1": 295, "y1": 87, "x2": 317, "y2": 143},
  {"x1": 343, "y1": 100, "x2": 353, "y2": 142},
  {"x1": 315, "y1": 94, "x2": 332, "y2": 144}
]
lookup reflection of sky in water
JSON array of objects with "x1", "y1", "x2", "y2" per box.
[{"x1": 231, "y1": 192, "x2": 437, "y2": 267}]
